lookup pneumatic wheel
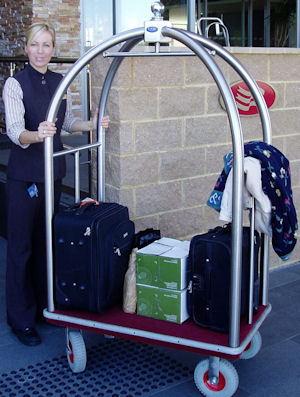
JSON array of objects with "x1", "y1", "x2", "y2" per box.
[
  {"x1": 240, "y1": 331, "x2": 262, "y2": 360},
  {"x1": 66, "y1": 328, "x2": 87, "y2": 373},
  {"x1": 194, "y1": 358, "x2": 239, "y2": 397}
]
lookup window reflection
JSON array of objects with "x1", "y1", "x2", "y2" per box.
[
  {"x1": 164, "y1": 0, "x2": 188, "y2": 29},
  {"x1": 202, "y1": 0, "x2": 296, "y2": 47},
  {"x1": 81, "y1": 0, "x2": 297, "y2": 48},
  {"x1": 82, "y1": 0, "x2": 113, "y2": 46}
]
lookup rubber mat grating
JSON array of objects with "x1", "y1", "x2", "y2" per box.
[{"x1": 0, "y1": 338, "x2": 193, "y2": 396}]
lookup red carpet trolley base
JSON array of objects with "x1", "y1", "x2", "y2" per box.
[{"x1": 44, "y1": 3, "x2": 272, "y2": 396}]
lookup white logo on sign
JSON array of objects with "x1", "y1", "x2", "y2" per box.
[{"x1": 235, "y1": 86, "x2": 265, "y2": 112}]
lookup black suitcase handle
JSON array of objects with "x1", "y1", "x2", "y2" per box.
[
  {"x1": 208, "y1": 223, "x2": 231, "y2": 235},
  {"x1": 134, "y1": 228, "x2": 161, "y2": 249}
]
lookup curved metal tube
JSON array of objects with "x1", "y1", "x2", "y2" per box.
[
  {"x1": 45, "y1": 26, "x2": 244, "y2": 346},
  {"x1": 97, "y1": 36, "x2": 143, "y2": 201},
  {"x1": 98, "y1": 32, "x2": 272, "y2": 304},
  {"x1": 44, "y1": 27, "x2": 145, "y2": 313},
  {"x1": 182, "y1": 29, "x2": 271, "y2": 306},
  {"x1": 181, "y1": 29, "x2": 272, "y2": 145},
  {"x1": 45, "y1": 24, "x2": 271, "y2": 347},
  {"x1": 205, "y1": 22, "x2": 231, "y2": 46},
  {"x1": 162, "y1": 26, "x2": 244, "y2": 348}
]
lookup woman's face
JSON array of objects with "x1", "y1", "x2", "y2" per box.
[{"x1": 25, "y1": 30, "x2": 55, "y2": 74}]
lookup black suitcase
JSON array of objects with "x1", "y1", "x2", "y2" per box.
[
  {"x1": 188, "y1": 224, "x2": 260, "y2": 333},
  {"x1": 54, "y1": 201, "x2": 135, "y2": 312}
]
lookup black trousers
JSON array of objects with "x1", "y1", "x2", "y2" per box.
[{"x1": 6, "y1": 178, "x2": 61, "y2": 330}]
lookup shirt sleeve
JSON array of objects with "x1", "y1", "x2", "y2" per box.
[
  {"x1": 62, "y1": 88, "x2": 80, "y2": 132},
  {"x1": 2, "y1": 77, "x2": 29, "y2": 148}
]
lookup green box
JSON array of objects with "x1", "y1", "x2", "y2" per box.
[
  {"x1": 136, "y1": 237, "x2": 190, "y2": 290},
  {"x1": 136, "y1": 284, "x2": 189, "y2": 324}
]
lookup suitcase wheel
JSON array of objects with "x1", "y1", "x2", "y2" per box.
[
  {"x1": 240, "y1": 331, "x2": 262, "y2": 360},
  {"x1": 194, "y1": 358, "x2": 238, "y2": 397},
  {"x1": 66, "y1": 328, "x2": 87, "y2": 373}
]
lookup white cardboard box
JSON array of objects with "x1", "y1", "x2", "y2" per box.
[{"x1": 136, "y1": 237, "x2": 190, "y2": 290}]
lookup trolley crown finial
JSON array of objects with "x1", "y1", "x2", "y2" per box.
[{"x1": 151, "y1": 2, "x2": 165, "y2": 20}]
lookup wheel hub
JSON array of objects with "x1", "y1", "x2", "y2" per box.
[
  {"x1": 204, "y1": 370, "x2": 226, "y2": 391},
  {"x1": 67, "y1": 341, "x2": 74, "y2": 363}
]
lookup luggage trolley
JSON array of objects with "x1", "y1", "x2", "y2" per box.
[{"x1": 44, "y1": 3, "x2": 272, "y2": 396}]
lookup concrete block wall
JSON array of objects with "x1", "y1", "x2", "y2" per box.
[{"x1": 90, "y1": 46, "x2": 300, "y2": 269}]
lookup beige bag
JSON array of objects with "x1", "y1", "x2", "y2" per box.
[{"x1": 123, "y1": 248, "x2": 138, "y2": 313}]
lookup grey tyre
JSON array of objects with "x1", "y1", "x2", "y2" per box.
[
  {"x1": 66, "y1": 329, "x2": 87, "y2": 373},
  {"x1": 194, "y1": 358, "x2": 239, "y2": 397},
  {"x1": 240, "y1": 331, "x2": 262, "y2": 360}
]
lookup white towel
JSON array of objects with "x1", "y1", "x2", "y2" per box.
[{"x1": 220, "y1": 157, "x2": 272, "y2": 236}]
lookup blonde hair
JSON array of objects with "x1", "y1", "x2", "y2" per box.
[{"x1": 25, "y1": 22, "x2": 56, "y2": 47}]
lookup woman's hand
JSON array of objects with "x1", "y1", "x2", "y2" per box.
[
  {"x1": 91, "y1": 108, "x2": 110, "y2": 130},
  {"x1": 19, "y1": 121, "x2": 57, "y2": 145},
  {"x1": 100, "y1": 115, "x2": 110, "y2": 129},
  {"x1": 36, "y1": 121, "x2": 57, "y2": 142}
]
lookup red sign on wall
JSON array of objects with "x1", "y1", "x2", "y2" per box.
[{"x1": 220, "y1": 81, "x2": 276, "y2": 116}]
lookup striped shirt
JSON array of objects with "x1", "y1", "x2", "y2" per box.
[{"x1": 3, "y1": 77, "x2": 78, "y2": 149}]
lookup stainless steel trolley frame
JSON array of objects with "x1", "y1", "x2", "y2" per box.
[{"x1": 43, "y1": 3, "x2": 272, "y2": 396}]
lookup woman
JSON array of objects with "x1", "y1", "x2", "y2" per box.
[{"x1": 3, "y1": 22, "x2": 109, "y2": 346}]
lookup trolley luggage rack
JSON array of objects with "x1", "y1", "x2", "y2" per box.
[
  {"x1": 43, "y1": 3, "x2": 272, "y2": 395},
  {"x1": 44, "y1": 304, "x2": 271, "y2": 359}
]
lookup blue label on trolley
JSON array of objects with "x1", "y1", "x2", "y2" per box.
[
  {"x1": 147, "y1": 26, "x2": 158, "y2": 33},
  {"x1": 28, "y1": 183, "x2": 39, "y2": 198}
]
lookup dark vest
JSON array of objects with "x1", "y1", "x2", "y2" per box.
[{"x1": 7, "y1": 63, "x2": 66, "y2": 182}]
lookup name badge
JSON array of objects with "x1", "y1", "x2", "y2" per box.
[{"x1": 27, "y1": 183, "x2": 39, "y2": 198}]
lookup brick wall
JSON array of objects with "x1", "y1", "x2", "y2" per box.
[
  {"x1": 0, "y1": 0, "x2": 33, "y2": 56},
  {"x1": 90, "y1": 46, "x2": 300, "y2": 270},
  {"x1": 0, "y1": 0, "x2": 82, "y2": 127},
  {"x1": 0, "y1": 0, "x2": 33, "y2": 128},
  {"x1": 0, "y1": 0, "x2": 81, "y2": 59},
  {"x1": 32, "y1": 0, "x2": 82, "y2": 115},
  {"x1": 32, "y1": 0, "x2": 80, "y2": 59}
]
